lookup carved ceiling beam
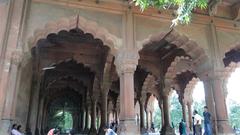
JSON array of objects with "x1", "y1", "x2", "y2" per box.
[
  {"x1": 208, "y1": 0, "x2": 222, "y2": 16},
  {"x1": 232, "y1": 2, "x2": 240, "y2": 21}
]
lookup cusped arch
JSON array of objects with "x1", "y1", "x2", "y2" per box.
[
  {"x1": 46, "y1": 75, "x2": 87, "y2": 90},
  {"x1": 138, "y1": 29, "x2": 209, "y2": 65},
  {"x1": 223, "y1": 43, "x2": 240, "y2": 78},
  {"x1": 28, "y1": 16, "x2": 120, "y2": 56},
  {"x1": 165, "y1": 56, "x2": 197, "y2": 86},
  {"x1": 142, "y1": 74, "x2": 160, "y2": 99},
  {"x1": 183, "y1": 77, "x2": 199, "y2": 103}
]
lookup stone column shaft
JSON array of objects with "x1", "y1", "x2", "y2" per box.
[
  {"x1": 139, "y1": 101, "x2": 145, "y2": 129},
  {"x1": 212, "y1": 78, "x2": 233, "y2": 134},
  {"x1": 84, "y1": 106, "x2": 89, "y2": 131},
  {"x1": 203, "y1": 79, "x2": 218, "y2": 134},
  {"x1": 100, "y1": 92, "x2": 107, "y2": 127},
  {"x1": 115, "y1": 49, "x2": 140, "y2": 135},
  {"x1": 89, "y1": 100, "x2": 97, "y2": 134},
  {"x1": 0, "y1": 59, "x2": 21, "y2": 135},
  {"x1": 163, "y1": 95, "x2": 170, "y2": 127},
  {"x1": 161, "y1": 94, "x2": 175, "y2": 135},
  {"x1": 187, "y1": 103, "x2": 192, "y2": 131},
  {"x1": 182, "y1": 103, "x2": 187, "y2": 124}
]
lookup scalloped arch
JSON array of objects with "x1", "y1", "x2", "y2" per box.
[
  {"x1": 165, "y1": 56, "x2": 195, "y2": 84},
  {"x1": 138, "y1": 29, "x2": 208, "y2": 65},
  {"x1": 224, "y1": 42, "x2": 240, "y2": 55},
  {"x1": 46, "y1": 75, "x2": 87, "y2": 90},
  {"x1": 28, "y1": 16, "x2": 121, "y2": 56},
  {"x1": 142, "y1": 74, "x2": 160, "y2": 99},
  {"x1": 224, "y1": 62, "x2": 240, "y2": 79}
]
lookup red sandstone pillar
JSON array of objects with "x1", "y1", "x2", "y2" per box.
[
  {"x1": 139, "y1": 101, "x2": 145, "y2": 130},
  {"x1": 89, "y1": 99, "x2": 97, "y2": 135},
  {"x1": 203, "y1": 79, "x2": 218, "y2": 134},
  {"x1": 211, "y1": 76, "x2": 233, "y2": 134},
  {"x1": 0, "y1": 54, "x2": 22, "y2": 135},
  {"x1": 187, "y1": 102, "x2": 193, "y2": 131},
  {"x1": 161, "y1": 93, "x2": 175, "y2": 135},
  {"x1": 181, "y1": 101, "x2": 187, "y2": 125},
  {"x1": 84, "y1": 105, "x2": 90, "y2": 133},
  {"x1": 159, "y1": 101, "x2": 165, "y2": 127},
  {"x1": 115, "y1": 49, "x2": 140, "y2": 135},
  {"x1": 98, "y1": 92, "x2": 108, "y2": 135}
]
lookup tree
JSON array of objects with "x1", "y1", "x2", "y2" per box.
[
  {"x1": 228, "y1": 100, "x2": 240, "y2": 129},
  {"x1": 170, "y1": 94, "x2": 183, "y2": 128},
  {"x1": 133, "y1": 0, "x2": 208, "y2": 26},
  {"x1": 192, "y1": 100, "x2": 205, "y2": 117},
  {"x1": 154, "y1": 106, "x2": 162, "y2": 131}
]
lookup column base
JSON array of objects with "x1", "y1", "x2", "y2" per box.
[
  {"x1": 217, "y1": 120, "x2": 234, "y2": 134},
  {"x1": 0, "y1": 119, "x2": 12, "y2": 135},
  {"x1": 83, "y1": 128, "x2": 89, "y2": 134},
  {"x1": 140, "y1": 127, "x2": 147, "y2": 134},
  {"x1": 117, "y1": 119, "x2": 140, "y2": 135},
  {"x1": 89, "y1": 127, "x2": 97, "y2": 135},
  {"x1": 161, "y1": 125, "x2": 175, "y2": 135},
  {"x1": 98, "y1": 126, "x2": 105, "y2": 135}
]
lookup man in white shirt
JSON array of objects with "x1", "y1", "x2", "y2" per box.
[
  {"x1": 193, "y1": 110, "x2": 203, "y2": 135},
  {"x1": 103, "y1": 126, "x2": 117, "y2": 135},
  {"x1": 11, "y1": 124, "x2": 22, "y2": 135}
]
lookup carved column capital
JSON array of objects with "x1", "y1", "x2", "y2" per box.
[{"x1": 115, "y1": 49, "x2": 139, "y2": 75}]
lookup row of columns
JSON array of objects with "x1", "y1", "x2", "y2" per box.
[{"x1": 0, "y1": 50, "x2": 235, "y2": 135}]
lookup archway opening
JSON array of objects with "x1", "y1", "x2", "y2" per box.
[
  {"x1": 192, "y1": 81, "x2": 206, "y2": 117},
  {"x1": 226, "y1": 67, "x2": 240, "y2": 130},
  {"x1": 223, "y1": 47, "x2": 240, "y2": 131},
  {"x1": 170, "y1": 90, "x2": 183, "y2": 133}
]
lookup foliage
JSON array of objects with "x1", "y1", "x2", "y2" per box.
[
  {"x1": 228, "y1": 100, "x2": 240, "y2": 129},
  {"x1": 193, "y1": 100, "x2": 205, "y2": 116},
  {"x1": 170, "y1": 94, "x2": 183, "y2": 128},
  {"x1": 154, "y1": 106, "x2": 162, "y2": 131},
  {"x1": 48, "y1": 111, "x2": 73, "y2": 133},
  {"x1": 132, "y1": 0, "x2": 208, "y2": 26}
]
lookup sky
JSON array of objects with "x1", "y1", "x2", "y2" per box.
[
  {"x1": 153, "y1": 67, "x2": 240, "y2": 109},
  {"x1": 192, "y1": 81, "x2": 205, "y2": 102},
  {"x1": 192, "y1": 67, "x2": 240, "y2": 104},
  {"x1": 227, "y1": 67, "x2": 240, "y2": 104}
]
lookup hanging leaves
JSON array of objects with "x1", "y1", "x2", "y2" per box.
[{"x1": 132, "y1": 0, "x2": 208, "y2": 26}]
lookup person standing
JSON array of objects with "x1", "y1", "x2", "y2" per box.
[
  {"x1": 11, "y1": 124, "x2": 18, "y2": 135},
  {"x1": 193, "y1": 110, "x2": 203, "y2": 135},
  {"x1": 203, "y1": 106, "x2": 212, "y2": 135},
  {"x1": 16, "y1": 125, "x2": 23, "y2": 135},
  {"x1": 103, "y1": 125, "x2": 117, "y2": 135},
  {"x1": 179, "y1": 119, "x2": 187, "y2": 135}
]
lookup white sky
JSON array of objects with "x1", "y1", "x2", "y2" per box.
[
  {"x1": 192, "y1": 81, "x2": 205, "y2": 102},
  {"x1": 227, "y1": 67, "x2": 240, "y2": 104},
  {"x1": 153, "y1": 68, "x2": 240, "y2": 109}
]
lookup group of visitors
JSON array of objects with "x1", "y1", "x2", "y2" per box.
[
  {"x1": 179, "y1": 106, "x2": 212, "y2": 135},
  {"x1": 11, "y1": 124, "x2": 23, "y2": 135}
]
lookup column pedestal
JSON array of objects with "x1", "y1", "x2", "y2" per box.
[{"x1": 118, "y1": 119, "x2": 139, "y2": 135}]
